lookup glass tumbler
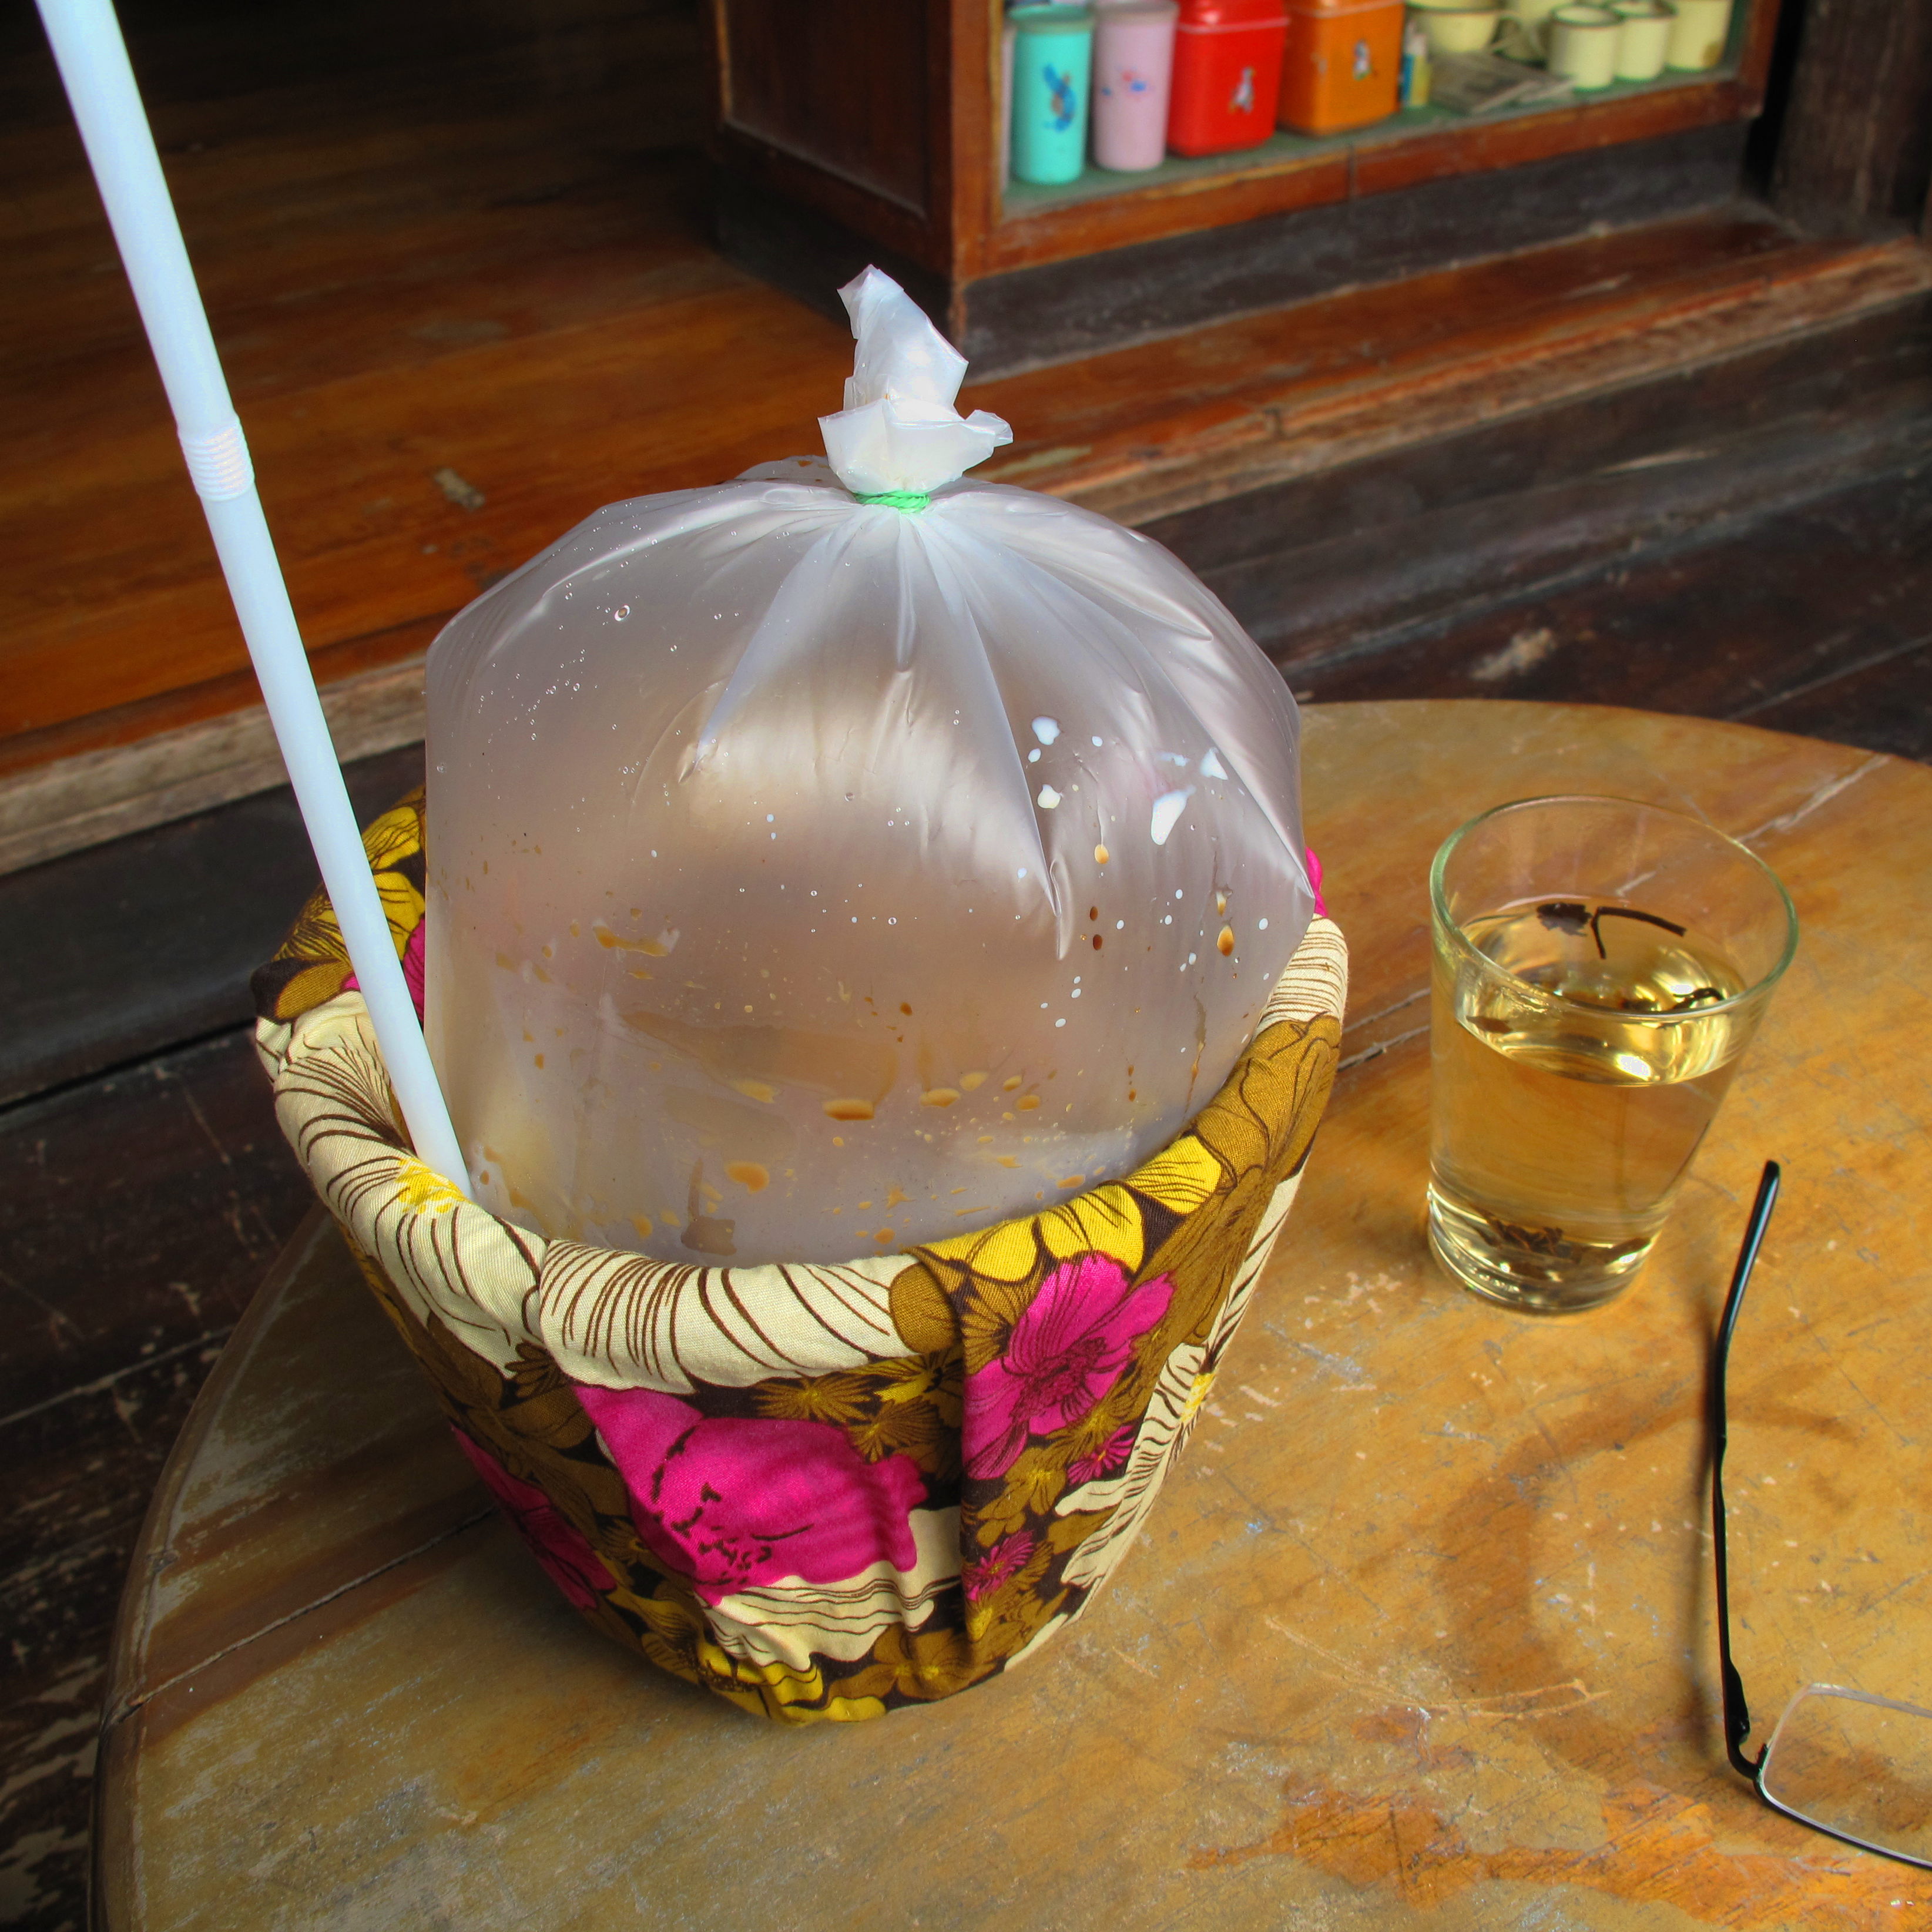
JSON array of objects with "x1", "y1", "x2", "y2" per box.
[{"x1": 1427, "y1": 795, "x2": 1797, "y2": 1313}]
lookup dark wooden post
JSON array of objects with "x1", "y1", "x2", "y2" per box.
[{"x1": 1770, "y1": 0, "x2": 1932, "y2": 233}]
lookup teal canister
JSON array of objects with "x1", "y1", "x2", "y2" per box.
[{"x1": 1011, "y1": 6, "x2": 1096, "y2": 186}]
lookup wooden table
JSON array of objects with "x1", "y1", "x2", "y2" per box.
[{"x1": 96, "y1": 700, "x2": 1932, "y2": 1930}]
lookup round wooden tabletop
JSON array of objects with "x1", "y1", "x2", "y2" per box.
[{"x1": 97, "y1": 700, "x2": 1932, "y2": 1931}]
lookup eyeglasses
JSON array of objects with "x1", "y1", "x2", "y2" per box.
[{"x1": 1711, "y1": 1160, "x2": 1932, "y2": 1867}]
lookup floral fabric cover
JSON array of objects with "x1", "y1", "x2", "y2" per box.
[{"x1": 254, "y1": 792, "x2": 1348, "y2": 1723}]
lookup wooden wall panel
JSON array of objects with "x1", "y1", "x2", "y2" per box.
[
  {"x1": 1772, "y1": 0, "x2": 1932, "y2": 233},
  {"x1": 717, "y1": 0, "x2": 931, "y2": 213}
]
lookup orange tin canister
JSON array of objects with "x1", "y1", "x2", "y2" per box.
[
  {"x1": 1277, "y1": 0, "x2": 1402, "y2": 135},
  {"x1": 1167, "y1": 0, "x2": 1289, "y2": 157}
]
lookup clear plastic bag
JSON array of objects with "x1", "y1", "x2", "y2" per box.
[{"x1": 425, "y1": 270, "x2": 1315, "y2": 1264}]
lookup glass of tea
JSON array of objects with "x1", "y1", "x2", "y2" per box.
[{"x1": 1427, "y1": 795, "x2": 1797, "y2": 1314}]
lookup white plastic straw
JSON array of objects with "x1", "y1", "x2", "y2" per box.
[{"x1": 36, "y1": 0, "x2": 470, "y2": 1194}]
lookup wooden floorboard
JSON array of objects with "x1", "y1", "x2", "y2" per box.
[
  {"x1": 1, "y1": 0, "x2": 718, "y2": 766},
  {"x1": 1147, "y1": 290, "x2": 1932, "y2": 670},
  {"x1": 1300, "y1": 460, "x2": 1932, "y2": 765},
  {"x1": 0, "y1": 1029, "x2": 314, "y2": 1930},
  {"x1": 0, "y1": 742, "x2": 423, "y2": 1108}
]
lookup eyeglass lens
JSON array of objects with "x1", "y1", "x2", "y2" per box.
[
  {"x1": 1760, "y1": 1686, "x2": 1932, "y2": 1867},
  {"x1": 1713, "y1": 1168, "x2": 1932, "y2": 1871}
]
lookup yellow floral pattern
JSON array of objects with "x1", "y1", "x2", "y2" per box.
[
  {"x1": 251, "y1": 793, "x2": 427, "y2": 1021},
  {"x1": 256, "y1": 793, "x2": 1346, "y2": 1723}
]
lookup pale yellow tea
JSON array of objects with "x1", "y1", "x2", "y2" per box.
[{"x1": 1428, "y1": 896, "x2": 1752, "y2": 1310}]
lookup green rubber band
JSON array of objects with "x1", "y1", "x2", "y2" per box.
[{"x1": 854, "y1": 489, "x2": 931, "y2": 514}]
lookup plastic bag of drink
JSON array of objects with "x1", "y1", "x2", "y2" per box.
[{"x1": 424, "y1": 268, "x2": 1317, "y2": 1265}]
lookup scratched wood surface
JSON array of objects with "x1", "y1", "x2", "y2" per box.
[{"x1": 95, "y1": 700, "x2": 1932, "y2": 1931}]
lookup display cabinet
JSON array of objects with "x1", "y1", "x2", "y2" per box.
[{"x1": 707, "y1": 0, "x2": 1783, "y2": 369}]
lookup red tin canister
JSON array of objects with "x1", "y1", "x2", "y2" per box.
[{"x1": 1167, "y1": 0, "x2": 1289, "y2": 156}]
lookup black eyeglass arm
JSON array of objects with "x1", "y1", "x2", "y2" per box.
[{"x1": 1711, "y1": 1160, "x2": 1781, "y2": 1782}]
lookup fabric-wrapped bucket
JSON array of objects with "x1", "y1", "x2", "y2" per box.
[{"x1": 254, "y1": 793, "x2": 1349, "y2": 1723}]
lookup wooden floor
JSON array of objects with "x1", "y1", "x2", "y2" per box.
[
  {"x1": 5, "y1": 3, "x2": 1932, "y2": 1926},
  {"x1": 1, "y1": 0, "x2": 713, "y2": 770}
]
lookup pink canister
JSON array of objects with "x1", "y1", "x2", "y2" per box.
[{"x1": 1092, "y1": 0, "x2": 1180, "y2": 171}]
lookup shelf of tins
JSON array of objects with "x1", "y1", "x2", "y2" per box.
[{"x1": 705, "y1": 0, "x2": 1781, "y2": 372}]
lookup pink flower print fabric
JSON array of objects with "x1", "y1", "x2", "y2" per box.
[
  {"x1": 963, "y1": 1256, "x2": 1175, "y2": 1481},
  {"x1": 450, "y1": 1428, "x2": 618, "y2": 1612},
  {"x1": 1066, "y1": 1423, "x2": 1139, "y2": 1490},
  {"x1": 259, "y1": 789, "x2": 1349, "y2": 1720},
  {"x1": 963, "y1": 1532, "x2": 1037, "y2": 1602},
  {"x1": 576, "y1": 1384, "x2": 927, "y2": 1606}
]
